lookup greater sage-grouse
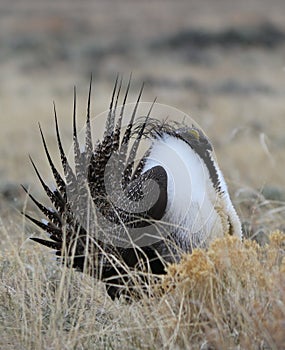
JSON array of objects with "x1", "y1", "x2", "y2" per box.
[{"x1": 24, "y1": 78, "x2": 242, "y2": 299}]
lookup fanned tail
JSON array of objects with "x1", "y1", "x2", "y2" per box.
[{"x1": 24, "y1": 77, "x2": 169, "y2": 299}]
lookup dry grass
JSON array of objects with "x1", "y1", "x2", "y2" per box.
[
  {"x1": 158, "y1": 232, "x2": 284, "y2": 349},
  {"x1": 1, "y1": 213, "x2": 284, "y2": 350},
  {"x1": 1, "y1": 1, "x2": 285, "y2": 349}
]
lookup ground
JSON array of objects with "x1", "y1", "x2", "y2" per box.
[{"x1": 0, "y1": 1, "x2": 284, "y2": 349}]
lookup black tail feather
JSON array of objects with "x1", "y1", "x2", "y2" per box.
[
  {"x1": 21, "y1": 185, "x2": 62, "y2": 227},
  {"x1": 23, "y1": 212, "x2": 62, "y2": 241},
  {"x1": 30, "y1": 237, "x2": 62, "y2": 250},
  {"x1": 38, "y1": 123, "x2": 66, "y2": 199},
  {"x1": 85, "y1": 74, "x2": 93, "y2": 157},
  {"x1": 125, "y1": 97, "x2": 157, "y2": 182},
  {"x1": 122, "y1": 82, "x2": 144, "y2": 146},
  {"x1": 113, "y1": 73, "x2": 132, "y2": 151},
  {"x1": 29, "y1": 156, "x2": 66, "y2": 214},
  {"x1": 104, "y1": 74, "x2": 119, "y2": 139},
  {"x1": 53, "y1": 103, "x2": 77, "y2": 185}
]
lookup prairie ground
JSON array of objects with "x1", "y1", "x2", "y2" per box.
[{"x1": 0, "y1": 1, "x2": 284, "y2": 349}]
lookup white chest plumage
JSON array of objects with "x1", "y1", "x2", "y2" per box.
[{"x1": 144, "y1": 133, "x2": 242, "y2": 251}]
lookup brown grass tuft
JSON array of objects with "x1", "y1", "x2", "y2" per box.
[
  {"x1": 0, "y1": 228, "x2": 284, "y2": 349},
  {"x1": 157, "y1": 232, "x2": 285, "y2": 349}
]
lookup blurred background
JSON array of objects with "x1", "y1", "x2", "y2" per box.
[{"x1": 1, "y1": 0, "x2": 285, "y2": 237}]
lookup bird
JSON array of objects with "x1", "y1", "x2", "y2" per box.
[{"x1": 23, "y1": 76, "x2": 242, "y2": 299}]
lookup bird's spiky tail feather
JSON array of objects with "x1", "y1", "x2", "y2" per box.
[{"x1": 23, "y1": 76, "x2": 169, "y2": 299}]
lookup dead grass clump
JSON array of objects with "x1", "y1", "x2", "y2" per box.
[
  {"x1": 0, "y1": 230, "x2": 284, "y2": 349},
  {"x1": 156, "y1": 231, "x2": 285, "y2": 349}
]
